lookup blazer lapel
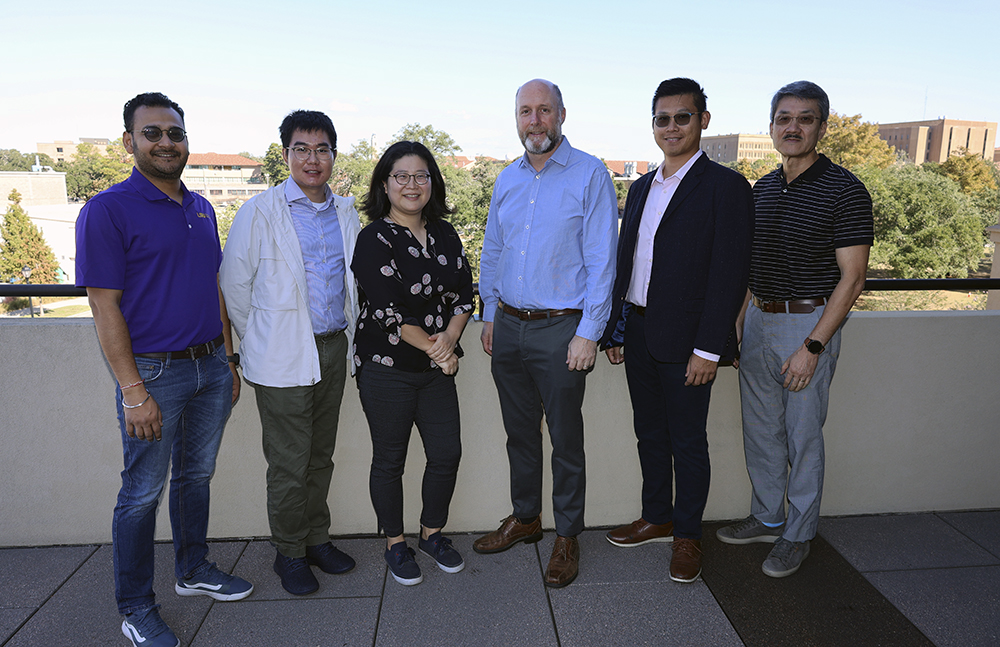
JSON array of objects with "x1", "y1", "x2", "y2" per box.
[{"x1": 660, "y1": 154, "x2": 707, "y2": 222}]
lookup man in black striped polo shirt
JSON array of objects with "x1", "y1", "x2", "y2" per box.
[{"x1": 717, "y1": 81, "x2": 873, "y2": 578}]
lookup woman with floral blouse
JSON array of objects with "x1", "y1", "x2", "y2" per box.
[{"x1": 352, "y1": 141, "x2": 474, "y2": 586}]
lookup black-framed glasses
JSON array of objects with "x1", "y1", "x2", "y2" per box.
[
  {"x1": 137, "y1": 126, "x2": 187, "y2": 143},
  {"x1": 390, "y1": 172, "x2": 431, "y2": 186},
  {"x1": 652, "y1": 112, "x2": 700, "y2": 128},
  {"x1": 287, "y1": 146, "x2": 334, "y2": 161},
  {"x1": 773, "y1": 114, "x2": 818, "y2": 127}
]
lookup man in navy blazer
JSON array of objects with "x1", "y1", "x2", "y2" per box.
[{"x1": 600, "y1": 78, "x2": 754, "y2": 583}]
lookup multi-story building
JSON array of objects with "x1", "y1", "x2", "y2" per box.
[
  {"x1": 877, "y1": 119, "x2": 997, "y2": 164},
  {"x1": 181, "y1": 153, "x2": 266, "y2": 205},
  {"x1": 36, "y1": 138, "x2": 110, "y2": 163},
  {"x1": 700, "y1": 133, "x2": 778, "y2": 164}
]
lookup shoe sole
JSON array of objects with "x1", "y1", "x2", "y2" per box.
[
  {"x1": 606, "y1": 535, "x2": 674, "y2": 547},
  {"x1": 472, "y1": 530, "x2": 543, "y2": 554},
  {"x1": 390, "y1": 571, "x2": 424, "y2": 586},
  {"x1": 715, "y1": 531, "x2": 781, "y2": 545},
  {"x1": 122, "y1": 620, "x2": 180, "y2": 647},
  {"x1": 762, "y1": 545, "x2": 810, "y2": 578},
  {"x1": 669, "y1": 568, "x2": 702, "y2": 583},
  {"x1": 306, "y1": 557, "x2": 356, "y2": 575},
  {"x1": 543, "y1": 569, "x2": 579, "y2": 588},
  {"x1": 174, "y1": 582, "x2": 254, "y2": 601},
  {"x1": 418, "y1": 547, "x2": 466, "y2": 573}
]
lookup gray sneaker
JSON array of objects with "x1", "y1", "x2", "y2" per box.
[
  {"x1": 716, "y1": 515, "x2": 783, "y2": 544},
  {"x1": 762, "y1": 538, "x2": 810, "y2": 578}
]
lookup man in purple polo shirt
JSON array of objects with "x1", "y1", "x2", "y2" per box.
[{"x1": 76, "y1": 92, "x2": 252, "y2": 647}]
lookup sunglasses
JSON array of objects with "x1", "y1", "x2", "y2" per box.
[
  {"x1": 137, "y1": 126, "x2": 187, "y2": 143},
  {"x1": 652, "y1": 112, "x2": 701, "y2": 128}
]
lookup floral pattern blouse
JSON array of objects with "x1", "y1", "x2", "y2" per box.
[{"x1": 352, "y1": 217, "x2": 474, "y2": 372}]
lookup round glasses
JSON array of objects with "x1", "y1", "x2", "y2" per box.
[
  {"x1": 138, "y1": 126, "x2": 187, "y2": 143},
  {"x1": 287, "y1": 146, "x2": 334, "y2": 161},
  {"x1": 391, "y1": 172, "x2": 431, "y2": 186},
  {"x1": 652, "y1": 112, "x2": 700, "y2": 128}
]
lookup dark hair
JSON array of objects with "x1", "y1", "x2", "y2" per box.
[
  {"x1": 123, "y1": 92, "x2": 184, "y2": 132},
  {"x1": 651, "y1": 78, "x2": 707, "y2": 115},
  {"x1": 279, "y1": 110, "x2": 337, "y2": 149},
  {"x1": 360, "y1": 141, "x2": 455, "y2": 223},
  {"x1": 770, "y1": 81, "x2": 829, "y2": 123}
]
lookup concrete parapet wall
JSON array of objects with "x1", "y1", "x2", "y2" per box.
[{"x1": 1, "y1": 312, "x2": 997, "y2": 546}]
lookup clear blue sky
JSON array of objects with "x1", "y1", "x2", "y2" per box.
[{"x1": 4, "y1": 0, "x2": 997, "y2": 163}]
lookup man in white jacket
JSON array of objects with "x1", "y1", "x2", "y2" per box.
[{"x1": 220, "y1": 110, "x2": 361, "y2": 596}]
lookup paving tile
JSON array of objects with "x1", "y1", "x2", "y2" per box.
[
  {"x1": 376, "y1": 534, "x2": 557, "y2": 646},
  {"x1": 0, "y1": 545, "x2": 95, "y2": 608},
  {"x1": 4, "y1": 541, "x2": 246, "y2": 647},
  {"x1": 939, "y1": 510, "x2": 1000, "y2": 559},
  {"x1": 866, "y1": 565, "x2": 1000, "y2": 647},
  {"x1": 192, "y1": 597, "x2": 380, "y2": 647},
  {"x1": 0, "y1": 608, "x2": 33, "y2": 644},
  {"x1": 234, "y1": 538, "x2": 385, "y2": 600},
  {"x1": 820, "y1": 514, "x2": 999, "y2": 571},
  {"x1": 537, "y1": 529, "x2": 673, "y2": 585},
  {"x1": 550, "y1": 581, "x2": 743, "y2": 647}
]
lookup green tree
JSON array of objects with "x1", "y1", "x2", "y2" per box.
[
  {"x1": 728, "y1": 155, "x2": 781, "y2": 182},
  {"x1": 854, "y1": 164, "x2": 984, "y2": 278},
  {"x1": 330, "y1": 139, "x2": 377, "y2": 204},
  {"x1": 818, "y1": 112, "x2": 896, "y2": 171},
  {"x1": 58, "y1": 141, "x2": 130, "y2": 201},
  {"x1": 216, "y1": 202, "x2": 241, "y2": 249},
  {"x1": 935, "y1": 148, "x2": 1000, "y2": 228},
  {"x1": 388, "y1": 124, "x2": 462, "y2": 159},
  {"x1": 450, "y1": 159, "x2": 510, "y2": 280},
  {"x1": 1, "y1": 189, "x2": 59, "y2": 284},
  {"x1": 237, "y1": 151, "x2": 261, "y2": 162},
  {"x1": 262, "y1": 142, "x2": 289, "y2": 186},
  {"x1": 0, "y1": 149, "x2": 58, "y2": 171}
]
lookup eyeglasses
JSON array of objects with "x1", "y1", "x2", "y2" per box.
[
  {"x1": 652, "y1": 112, "x2": 700, "y2": 128},
  {"x1": 773, "y1": 114, "x2": 818, "y2": 127},
  {"x1": 137, "y1": 126, "x2": 187, "y2": 143},
  {"x1": 287, "y1": 146, "x2": 334, "y2": 161},
  {"x1": 390, "y1": 172, "x2": 431, "y2": 186}
]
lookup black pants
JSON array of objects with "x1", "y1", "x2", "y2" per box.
[{"x1": 357, "y1": 362, "x2": 462, "y2": 538}]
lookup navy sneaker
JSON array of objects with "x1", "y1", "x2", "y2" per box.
[
  {"x1": 121, "y1": 605, "x2": 179, "y2": 647},
  {"x1": 418, "y1": 532, "x2": 465, "y2": 573},
  {"x1": 175, "y1": 563, "x2": 253, "y2": 601},
  {"x1": 306, "y1": 542, "x2": 356, "y2": 574},
  {"x1": 273, "y1": 551, "x2": 319, "y2": 595},
  {"x1": 385, "y1": 542, "x2": 423, "y2": 586}
]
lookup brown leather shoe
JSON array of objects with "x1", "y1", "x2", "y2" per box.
[
  {"x1": 544, "y1": 535, "x2": 580, "y2": 588},
  {"x1": 473, "y1": 515, "x2": 543, "y2": 554},
  {"x1": 606, "y1": 518, "x2": 674, "y2": 547},
  {"x1": 669, "y1": 538, "x2": 703, "y2": 583}
]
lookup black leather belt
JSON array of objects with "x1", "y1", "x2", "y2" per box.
[
  {"x1": 631, "y1": 304, "x2": 647, "y2": 316},
  {"x1": 752, "y1": 295, "x2": 828, "y2": 314},
  {"x1": 500, "y1": 301, "x2": 582, "y2": 321},
  {"x1": 135, "y1": 333, "x2": 225, "y2": 361}
]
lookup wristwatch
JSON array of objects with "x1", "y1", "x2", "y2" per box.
[
  {"x1": 227, "y1": 353, "x2": 241, "y2": 367},
  {"x1": 804, "y1": 338, "x2": 825, "y2": 355}
]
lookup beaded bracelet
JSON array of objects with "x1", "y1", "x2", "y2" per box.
[
  {"x1": 120, "y1": 379, "x2": 145, "y2": 390},
  {"x1": 122, "y1": 393, "x2": 152, "y2": 409}
]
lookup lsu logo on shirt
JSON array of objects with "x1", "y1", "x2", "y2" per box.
[{"x1": 196, "y1": 212, "x2": 211, "y2": 219}]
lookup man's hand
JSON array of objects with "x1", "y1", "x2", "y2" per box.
[
  {"x1": 605, "y1": 346, "x2": 624, "y2": 365},
  {"x1": 229, "y1": 364, "x2": 241, "y2": 404},
  {"x1": 685, "y1": 354, "x2": 718, "y2": 386},
  {"x1": 781, "y1": 345, "x2": 819, "y2": 391},
  {"x1": 427, "y1": 330, "x2": 457, "y2": 364},
  {"x1": 124, "y1": 391, "x2": 164, "y2": 441},
  {"x1": 480, "y1": 322, "x2": 493, "y2": 356},
  {"x1": 567, "y1": 336, "x2": 597, "y2": 371}
]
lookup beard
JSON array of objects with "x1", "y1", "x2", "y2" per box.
[
  {"x1": 520, "y1": 126, "x2": 562, "y2": 155},
  {"x1": 133, "y1": 146, "x2": 188, "y2": 181}
]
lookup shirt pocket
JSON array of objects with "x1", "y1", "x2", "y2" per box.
[{"x1": 251, "y1": 246, "x2": 300, "y2": 311}]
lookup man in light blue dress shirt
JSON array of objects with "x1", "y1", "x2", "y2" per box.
[
  {"x1": 220, "y1": 110, "x2": 361, "y2": 596},
  {"x1": 473, "y1": 79, "x2": 619, "y2": 588}
]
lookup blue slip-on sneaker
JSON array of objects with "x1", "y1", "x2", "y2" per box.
[
  {"x1": 306, "y1": 542, "x2": 356, "y2": 575},
  {"x1": 273, "y1": 551, "x2": 319, "y2": 595},
  {"x1": 418, "y1": 531, "x2": 465, "y2": 573},
  {"x1": 122, "y1": 605, "x2": 180, "y2": 647},
  {"x1": 175, "y1": 562, "x2": 253, "y2": 601},
  {"x1": 385, "y1": 542, "x2": 423, "y2": 586}
]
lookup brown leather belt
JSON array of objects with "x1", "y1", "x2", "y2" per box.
[
  {"x1": 752, "y1": 295, "x2": 827, "y2": 314},
  {"x1": 500, "y1": 301, "x2": 582, "y2": 321},
  {"x1": 135, "y1": 333, "x2": 225, "y2": 361}
]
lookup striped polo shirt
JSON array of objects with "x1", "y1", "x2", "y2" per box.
[{"x1": 749, "y1": 154, "x2": 873, "y2": 301}]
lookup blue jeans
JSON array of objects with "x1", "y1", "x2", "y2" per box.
[{"x1": 113, "y1": 344, "x2": 233, "y2": 615}]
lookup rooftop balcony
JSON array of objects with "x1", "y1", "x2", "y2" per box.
[{"x1": 1, "y1": 312, "x2": 997, "y2": 645}]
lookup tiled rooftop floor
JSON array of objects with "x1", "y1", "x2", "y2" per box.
[{"x1": 2, "y1": 511, "x2": 998, "y2": 647}]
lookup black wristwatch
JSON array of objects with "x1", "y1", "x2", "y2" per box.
[
  {"x1": 227, "y1": 353, "x2": 241, "y2": 367},
  {"x1": 804, "y1": 338, "x2": 825, "y2": 355}
]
